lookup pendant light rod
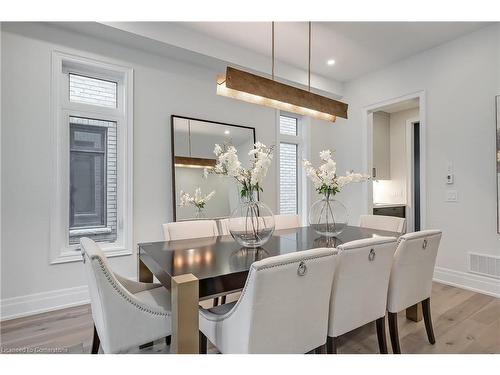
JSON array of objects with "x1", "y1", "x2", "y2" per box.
[
  {"x1": 188, "y1": 119, "x2": 192, "y2": 157},
  {"x1": 308, "y1": 21, "x2": 311, "y2": 92},
  {"x1": 271, "y1": 21, "x2": 275, "y2": 80}
]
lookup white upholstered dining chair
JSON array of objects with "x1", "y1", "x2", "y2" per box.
[
  {"x1": 274, "y1": 214, "x2": 300, "y2": 231},
  {"x1": 198, "y1": 248, "x2": 339, "y2": 354},
  {"x1": 219, "y1": 218, "x2": 230, "y2": 236},
  {"x1": 359, "y1": 214, "x2": 406, "y2": 233},
  {"x1": 327, "y1": 236, "x2": 398, "y2": 354},
  {"x1": 81, "y1": 238, "x2": 171, "y2": 354},
  {"x1": 162, "y1": 220, "x2": 221, "y2": 306},
  {"x1": 162, "y1": 220, "x2": 219, "y2": 241},
  {"x1": 386, "y1": 230, "x2": 442, "y2": 354},
  {"x1": 219, "y1": 216, "x2": 275, "y2": 236}
]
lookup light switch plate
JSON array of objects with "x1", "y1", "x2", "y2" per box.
[
  {"x1": 445, "y1": 190, "x2": 458, "y2": 202},
  {"x1": 446, "y1": 162, "x2": 454, "y2": 184}
]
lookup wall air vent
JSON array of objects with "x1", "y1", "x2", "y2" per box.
[{"x1": 469, "y1": 253, "x2": 500, "y2": 279}]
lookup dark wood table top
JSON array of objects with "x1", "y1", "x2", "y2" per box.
[{"x1": 138, "y1": 225, "x2": 399, "y2": 299}]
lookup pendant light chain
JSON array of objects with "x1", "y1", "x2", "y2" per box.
[
  {"x1": 272, "y1": 21, "x2": 275, "y2": 81},
  {"x1": 308, "y1": 21, "x2": 311, "y2": 92},
  {"x1": 188, "y1": 119, "x2": 192, "y2": 157}
]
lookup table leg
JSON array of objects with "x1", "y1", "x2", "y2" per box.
[
  {"x1": 171, "y1": 273, "x2": 199, "y2": 354},
  {"x1": 139, "y1": 258, "x2": 153, "y2": 283},
  {"x1": 406, "y1": 302, "x2": 423, "y2": 322}
]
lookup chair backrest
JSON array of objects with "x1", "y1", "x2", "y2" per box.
[
  {"x1": 387, "y1": 230, "x2": 442, "y2": 313},
  {"x1": 274, "y1": 214, "x2": 300, "y2": 231},
  {"x1": 80, "y1": 237, "x2": 122, "y2": 352},
  {"x1": 228, "y1": 248, "x2": 338, "y2": 353},
  {"x1": 162, "y1": 220, "x2": 218, "y2": 241},
  {"x1": 219, "y1": 217, "x2": 274, "y2": 236},
  {"x1": 359, "y1": 214, "x2": 406, "y2": 233},
  {"x1": 219, "y1": 218, "x2": 230, "y2": 235},
  {"x1": 328, "y1": 236, "x2": 397, "y2": 337}
]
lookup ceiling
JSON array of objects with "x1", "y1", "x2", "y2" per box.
[{"x1": 179, "y1": 22, "x2": 491, "y2": 82}]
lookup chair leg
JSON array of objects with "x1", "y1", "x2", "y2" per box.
[
  {"x1": 376, "y1": 317, "x2": 388, "y2": 354},
  {"x1": 213, "y1": 297, "x2": 219, "y2": 307},
  {"x1": 422, "y1": 297, "x2": 436, "y2": 345},
  {"x1": 91, "y1": 324, "x2": 100, "y2": 354},
  {"x1": 139, "y1": 341, "x2": 154, "y2": 349},
  {"x1": 199, "y1": 331, "x2": 207, "y2": 354},
  {"x1": 165, "y1": 335, "x2": 171, "y2": 346},
  {"x1": 315, "y1": 344, "x2": 327, "y2": 354},
  {"x1": 326, "y1": 336, "x2": 337, "y2": 354},
  {"x1": 388, "y1": 312, "x2": 401, "y2": 354},
  {"x1": 220, "y1": 295, "x2": 226, "y2": 304}
]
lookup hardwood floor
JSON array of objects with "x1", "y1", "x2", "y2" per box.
[{"x1": 1, "y1": 282, "x2": 498, "y2": 354}]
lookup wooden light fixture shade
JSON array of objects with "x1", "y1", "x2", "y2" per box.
[
  {"x1": 217, "y1": 67, "x2": 348, "y2": 122},
  {"x1": 174, "y1": 156, "x2": 216, "y2": 169}
]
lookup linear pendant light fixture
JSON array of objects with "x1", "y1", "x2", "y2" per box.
[
  {"x1": 174, "y1": 119, "x2": 216, "y2": 169},
  {"x1": 216, "y1": 22, "x2": 348, "y2": 122}
]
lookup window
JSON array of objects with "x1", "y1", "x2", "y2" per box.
[
  {"x1": 279, "y1": 115, "x2": 298, "y2": 136},
  {"x1": 278, "y1": 115, "x2": 303, "y2": 216},
  {"x1": 68, "y1": 117, "x2": 117, "y2": 244},
  {"x1": 50, "y1": 51, "x2": 133, "y2": 263},
  {"x1": 69, "y1": 74, "x2": 117, "y2": 108},
  {"x1": 280, "y1": 142, "x2": 298, "y2": 214},
  {"x1": 70, "y1": 122, "x2": 107, "y2": 229}
]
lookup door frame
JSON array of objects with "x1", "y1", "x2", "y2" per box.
[
  {"x1": 405, "y1": 117, "x2": 420, "y2": 232},
  {"x1": 363, "y1": 90, "x2": 427, "y2": 230}
]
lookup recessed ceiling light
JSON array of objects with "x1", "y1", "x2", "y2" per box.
[
  {"x1": 327, "y1": 59, "x2": 336, "y2": 66},
  {"x1": 224, "y1": 130, "x2": 230, "y2": 135}
]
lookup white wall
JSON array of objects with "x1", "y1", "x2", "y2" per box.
[
  {"x1": 0, "y1": 23, "x2": 341, "y2": 319},
  {"x1": 338, "y1": 24, "x2": 500, "y2": 296}
]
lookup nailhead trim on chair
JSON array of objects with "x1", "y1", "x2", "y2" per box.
[
  {"x1": 89, "y1": 254, "x2": 171, "y2": 317},
  {"x1": 255, "y1": 251, "x2": 338, "y2": 271},
  {"x1": 200, "y1": 251, "x2": 337, "y2": 322},
  {"x1": 396, "y1": 231, "x2": 440, "y2": 247}
]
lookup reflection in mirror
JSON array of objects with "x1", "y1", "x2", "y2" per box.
[
  {"x1": 496, "y1": 96, "x2": 500, "y2": 233},
  {"x1": 171, "y1": 116, "x2": 256, "y2": 221}
]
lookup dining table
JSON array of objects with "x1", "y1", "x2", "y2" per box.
[{"x1": 138, "y1": 225, "x2": 420, "y2": 353}]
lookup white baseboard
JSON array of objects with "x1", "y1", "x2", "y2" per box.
[
  {"x1": 1, "y1": 274, "x2": 137, "y2": 321},
  {"x1": 433, "y1": 266, "x2": 500, "y2": 298},
  {"x1": 0, "y1": 285, "x2": 90, "y2": 321}
]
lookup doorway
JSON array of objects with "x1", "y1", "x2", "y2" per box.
[{"x1": 365, "y1": 92, "x2": 426, "y2": 232}]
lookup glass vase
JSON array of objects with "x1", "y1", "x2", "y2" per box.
[
  {"x1": 229, "y1": 188, "x2": 275, "y2": 248},
  {"x1": 194, "y1": 206, "x2": 206, "y2": 219},
  {"x1": 309, "y1": 193, "x2": 348, "y2": 237}
]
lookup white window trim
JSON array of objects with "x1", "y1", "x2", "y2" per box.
[
  {"x1": 49, "y1": 51, "x2": 134, "y2": 264},
  {"x1": 276, "y1": 111, "x2": 310, "y2": 225}
]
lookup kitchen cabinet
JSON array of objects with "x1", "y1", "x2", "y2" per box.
[{"x1": 372, "y1": 111, "x2": 390, "y2": 180}]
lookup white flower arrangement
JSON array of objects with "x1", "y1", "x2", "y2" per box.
[
  {"x1": 206, "y1": 142, "x2": 274, "y2": 199},
  {"x1": 303, "y1": 149, "x2": 369, "y2": 196},
  {"x1": 179, "y1": 187, "x2": 215, "y2": 210}
]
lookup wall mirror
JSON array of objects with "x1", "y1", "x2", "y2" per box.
[
  {"x1": 171, "y1": 115, "x2": 256, "y2": 221},
  {"x1": 496, "y1": 96, "x2": 500, "y2": 233}
]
